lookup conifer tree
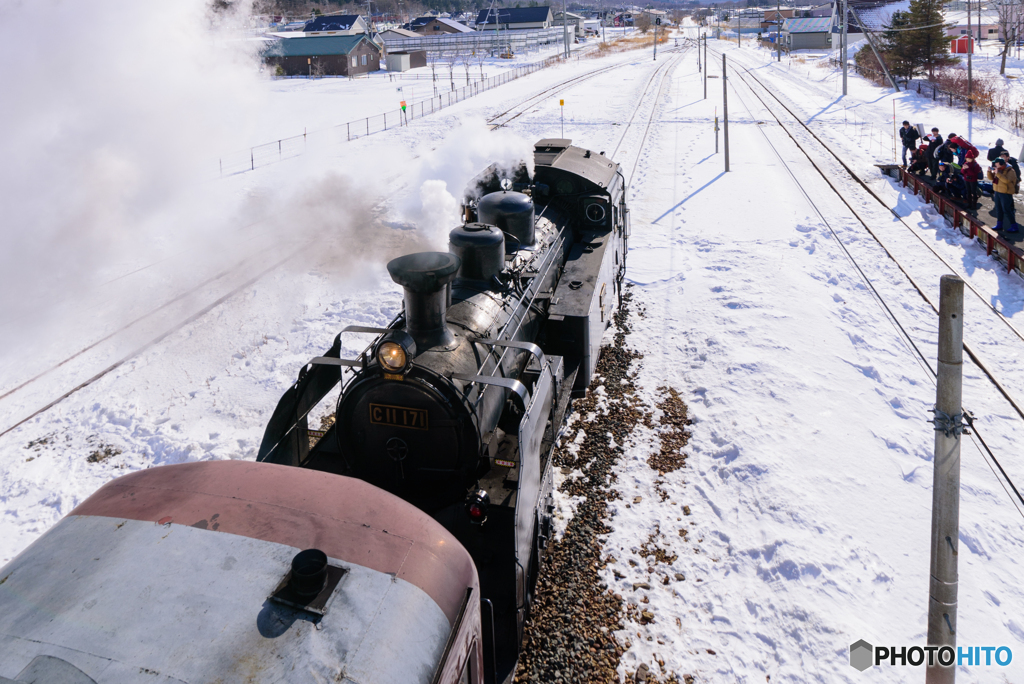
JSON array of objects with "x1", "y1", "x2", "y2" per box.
[{"x1": 881, "y1": 0, "x2": 956, "y2": 80}]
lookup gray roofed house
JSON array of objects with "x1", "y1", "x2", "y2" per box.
[
  {"x1": 782, "y1": 16, "x2": 833, "y2": 49},
  {"x1": 475, "y1": 6, "x2": 553, "y2": 29}
]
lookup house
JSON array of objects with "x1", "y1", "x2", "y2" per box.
[
  {"x1": 641, "y1": 8, "x2": 669, "y2": 24},
  {"x1": 264, "y1": 35, "x2": 381, "y2": 76},
  {"x1": 781, "y1": 16, "x2": 833, "y2": 49},
  {"x1": 554, "y1": 11, "x2": 586, "y2": 36},
  {"x1": 943, "y1": 9, "x2": 999, "y2": 40},
  {"x1": 407, "y1": 16, "x2": 474, "y2": 34},
  {"x1": 380, "y1": 27, "x2": 420, "y2": 40},
  {"x1": 303, "y1": 14, "x2": 368, "y2": 35},
  {"x1": 613, "y1": 12, "x2": 634, "y2": 26},
  {"x1": 475, "y1": 7, "x2": 553, "y2": 30}
]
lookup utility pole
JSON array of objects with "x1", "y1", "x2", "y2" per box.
[
  {"x1": 925, "y1": 275, "x2": 964, "y2": 684},
  {"x1": 737, "y1": 8, "x2": 741, "y2": 47},
  {"x1": 723, "y1": 53, "x2": 730, "y2": 172},
  {"x1": 654, "y1": 16, "x2": 658, "y2": 60},
  {"x1": 967, "y1": 0, "x2": 973, "y2": 112},
  {"x1": 842, "y1": 0, "x2": 848, "y2": 95},
  {"x1": 562, "y1": 0, "x2": 570, "y2": 59},
  {"x1": 776, "y1": 0, "x2": 781, "y2": 61},
  {"x1": 704, "y1": 33, "x2": 708, "y2": 99}
]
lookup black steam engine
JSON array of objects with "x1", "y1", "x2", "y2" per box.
[{"x1": 258, "y1": 139, "x2": 629, "y2": 684}]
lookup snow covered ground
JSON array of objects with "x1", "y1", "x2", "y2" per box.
[{"x1": 2, "y1": 4, "x2": 1023, "y2": 683}]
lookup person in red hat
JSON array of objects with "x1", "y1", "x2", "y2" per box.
[{"x1": 961, "y1": 155, "x2": 983, "y2": 208}]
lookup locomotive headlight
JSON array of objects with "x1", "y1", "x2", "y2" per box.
[
  {"x1": 377, "y1": 342, "x2": 407, "y2": 372},
  {"x1": 375, "y1": 331, "x2": 417, "y2": 374}
]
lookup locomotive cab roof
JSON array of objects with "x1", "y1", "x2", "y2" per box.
[{"x1": 533, "y1": 138, "x2": 620, "y2": 192}]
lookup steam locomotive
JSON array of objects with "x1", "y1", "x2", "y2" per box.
[
  {"x1": 256, "y1": 138, "x2": 629, "y2": 682},
  {"x1": 0, "y1": 139, "x2": 628, "y2": 684}
]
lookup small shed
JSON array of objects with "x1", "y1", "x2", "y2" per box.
[
  {"x1": 386, "y1": 50, "x2": 428, "y2": 71},
  {"x1": 264, "y1": 35, "x2": 382, "y2": 77},
  {"x1": 782, "y1": 17, "x2": 833, "y2": 50},
  {"x1": 380, "y1": 27, "x2": 420, "y2": 40},
  {"x1": 950, "y1": 35, "x2": 974, "y2": 53}
]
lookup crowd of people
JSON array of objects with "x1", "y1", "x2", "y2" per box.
[{"x1": 898, "y1": 121, "x2": 1020, "y2": 234}]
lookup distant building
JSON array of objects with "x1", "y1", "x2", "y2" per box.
[
  {"x1": 612, "y1": 12, "x2": 634, "y2": 27},
  {"x1": 407, "y1": 16, "x2": 474, "y2": 34},
  {"x1": 944, "y1": 9, "x2": 999, "y2": 39},
  {"x1": 554, "y1": 11, "x2": 586, "y2": 36},
  {"x1": 386, "y1": 50, "x2": 428, "y2": 71},
  {"x1": 264, "y1": 35, "x2": 381, "y2": 76},
  {"x1": 380, "y1": 27, "x2": 420, "y2": 40},
  {"x1": 781, "y1": 16, "x2": 833, "y2": 49},
  {"x1": 475, "y1": 7, "x2": 553, "y2": 30},
  {"x1": 303, "y1": 14, "x2": 368, "y2": 35}
]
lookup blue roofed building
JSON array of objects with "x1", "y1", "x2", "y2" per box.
[{"x1": 303, "y1": 14, "x2": 368, "y2": 35}]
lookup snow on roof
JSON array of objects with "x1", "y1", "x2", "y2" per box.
[
  {"x1": 303, "y1": 14, "x2": 363, "y2": 32},
  {"x1": 382, "y1": 27, "x2": 420, "y2": 37},
  {"x1": 850, "y1": 0, "x2": 910, "y2": 31},
  {"x1": 433, "y1": 17, "x2": 473, "y2": 32},
  {"x1": 783, "y1": 16, "x2": 833, "y2": 32}
]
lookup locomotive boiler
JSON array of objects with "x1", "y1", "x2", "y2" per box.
[{"x1": 258, "y1": 139, "x2": 629, "y2": 684}]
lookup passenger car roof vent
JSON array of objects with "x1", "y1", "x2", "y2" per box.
[{"x1": 269, "y1": 549, "x2": 346, "y2": 617}]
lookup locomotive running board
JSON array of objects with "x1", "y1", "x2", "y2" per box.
[{"x1": 451, "y1": 374, "x2": 530, "y2": 411}]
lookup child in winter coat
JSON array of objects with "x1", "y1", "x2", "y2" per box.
[{"x1": 961, "y1": 157, "x2": 983, "y2": 208}]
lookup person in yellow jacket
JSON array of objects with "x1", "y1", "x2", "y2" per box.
[{"x1": 987, "y1": 158, "x2": 1019, "y2": 233}]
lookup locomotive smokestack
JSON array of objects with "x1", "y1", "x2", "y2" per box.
[{"x1": 387, "y1": 252, "x2": 461, "y2": 351}]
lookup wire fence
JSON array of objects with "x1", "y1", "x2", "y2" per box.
[
  {"x1": 382, "y1": 27, "x2": 567, "y2": 57},
  {"x1": 850, "y1": 61, "x2": 1024, "y2": 134},
  {"x1": 218, "y1": 54, "x2": 564, "y2": 176}
]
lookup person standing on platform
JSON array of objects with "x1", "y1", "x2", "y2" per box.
[
  {"x1": 899, "y1": 121, "x2": 919, "y2": 166},
  {"x1": 962, "y1": 155, "x2": 983, "y2": 209},
  {"x1": 988, "y1": 138, "x2": 1007, "y2": 162},
  {"x1": 987, "y1": 158, "x2": 1019, "y2": 233},
  {"x1": 925, "y1": 128, "x2": 943, "y2": 179},
  {"x1": 999, "y1": 150, "x2": 1020, "y2": 193}
]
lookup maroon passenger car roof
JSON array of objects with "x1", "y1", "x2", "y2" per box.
[{"x1": 70, "y1": 460, "x2": 477, "y2": 624}]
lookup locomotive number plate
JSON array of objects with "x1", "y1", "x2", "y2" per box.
[{"x1": 369, "y1": 403, "x2": 429, "y2": 430}]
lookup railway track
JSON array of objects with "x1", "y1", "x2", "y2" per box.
[
  {"x1": 710, "y1": 46, "x2": 1024, "y2": 512},
  {"x1": 1, "y1": 48, "x2": 685, "y2": 442},
  {"x1": 487, "y1": 45, "x2": 686, "y2": 130}
]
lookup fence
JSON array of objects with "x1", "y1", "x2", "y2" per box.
[
  {"x1": 382, "y1": 27, "x2": 566, "y2": 57},
  {"x1": 849, "y1": 61, "x2": 1024, "y2": 135},
  {"x1": 218, "y1": 54, "x2": 563, "y2": 176}
]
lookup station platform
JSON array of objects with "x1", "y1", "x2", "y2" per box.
[{"x1": 877, "y1": 164, "x2": 1024, "y2": 276}]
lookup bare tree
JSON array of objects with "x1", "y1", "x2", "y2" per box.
[
  {"x1": 997, "y1": 0, "x2": 1021, "y2": 75},
  {"x1": 443, "y1": 47, "x2": 459, "y2": 91},
  {"x1": 460, "y1": 47, "x2": 474, "y2": 86},
  {"x1": 426, "y1": 48, "x2": 441, "y2": 96},
  {"x1": 635, "y1": 13, "x2": 652, "y2": 34},
  {"x1": 474, "y1": 42, "x2": 487, "y2": 78}
]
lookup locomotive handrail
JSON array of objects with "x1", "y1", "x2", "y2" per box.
[
  {"x1": 451, "y1": 373, "x2": 530, "y2": 411},
  {"x1": 469, "y1": 338, "x2": 547, "y2": 372},
  {"x1": 309, "y1": 357, "x2": 364, "y2": 368}
]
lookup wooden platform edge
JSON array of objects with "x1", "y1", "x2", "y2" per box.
[{"x1": 877, "y1": 165, "x2": 1024, "y2": 277}]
